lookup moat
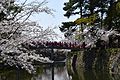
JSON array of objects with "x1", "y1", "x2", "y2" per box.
[{"x1": 0, "y1": 63, "x2": 120, "y2": 80}]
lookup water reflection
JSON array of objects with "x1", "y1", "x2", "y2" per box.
[
  {"x1": 68, "y1": 68, "x2": 120, "y2": 80},
  {"x1": 0, "y1": 63, "x2": 120, "y2": 80},
  {"x1": 33, "y1": 63, "x2": 70, "y2": 80}
]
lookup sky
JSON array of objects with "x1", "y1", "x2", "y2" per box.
[
  {"x1": 36, "y1": 0, "x2": 77, "y2": 28},
  {"x1": 36, "y1": 0, "x2": 68, "y2": 40},
  {"x1": 18, "y1": 0, "x2": 76, "y2": 41}
]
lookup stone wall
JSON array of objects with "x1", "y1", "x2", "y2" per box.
[{"x1": 67, "y1": 48, "x2": 120, "y2": 74}]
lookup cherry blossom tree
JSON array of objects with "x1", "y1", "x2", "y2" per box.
[{"x1": 0, "y1": 0, "x2": 58, "y2": 74}]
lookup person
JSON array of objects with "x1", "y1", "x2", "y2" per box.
[{"x1": 81, "y1": 41, "x2": 86, "y2": 49}]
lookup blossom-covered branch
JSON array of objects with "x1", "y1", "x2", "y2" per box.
[{"x1": 0, "y1": 0, "x2": 57, "y2": 74}]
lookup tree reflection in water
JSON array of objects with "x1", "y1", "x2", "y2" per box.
[
  {"x1": 68, "y1": 66, "x2": 120, "y2": 80},
  {"x1": 30, "y1": 63, "x2": 70, "y2": 80},
  {"x1": 0, "y1": 63, "x2": 120, "y2": 80}
]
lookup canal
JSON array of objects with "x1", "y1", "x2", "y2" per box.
[{"x1": 0, "y1": 62, "x2": 120, "y2": 80}]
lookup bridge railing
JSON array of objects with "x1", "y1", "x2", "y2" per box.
[{"x1": 21, "y1": 41, "x2": 86, "y2": 50}]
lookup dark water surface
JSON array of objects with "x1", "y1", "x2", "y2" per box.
[{"x1": 0, "y1": 63, "x2": 120, "y2": 80}]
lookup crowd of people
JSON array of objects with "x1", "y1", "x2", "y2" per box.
[{"x1": 22, "y1": 41, "x2": 87, "y2": 49}]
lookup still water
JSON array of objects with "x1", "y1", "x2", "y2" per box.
[{"x1": 0, "y1": 63, "x2": 120, "y2": 80}]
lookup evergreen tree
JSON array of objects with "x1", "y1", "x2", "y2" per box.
[{"x1": 60, "y1": 0, "x2": 120, "y2": 37}]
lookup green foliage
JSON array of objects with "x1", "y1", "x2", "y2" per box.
[
  {"x1": 75, "y1": 34, "x2": 81, "y2": 40},
  {"x1": 63, "y1": 0, "x2": 81, "y2": 18},
  {"x1": 106, "y1": 48, "x2": 120, "y2": 56},
  {"x1": 61, "y1": 0, "x2": 106, "y2": 37},
  {"x1": 62, "y1": 22, "x2": 76, "y2": 28},
  {"x1": 36, "y1": 66, "x2": 44, "y2": 75},
  {"x1": 74, "y1": 14, "x2": 97, "y2": 25},
  {"x1": 116, "y1": 2, "x2": 120, "y2": 12},
  {"x1": 104, "y1": 1, "x2": 120, "y2": 30},
  {"x1": 60, "y1": 22, "x2": 76, "y2": 32},
  {"x1": 61, "y1": 0, "x2": 120, "y2": 38}
]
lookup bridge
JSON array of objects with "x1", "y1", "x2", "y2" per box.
[
  {"x1": 21, "y1": 40, "x2": 87, "y2": 62},
  {"x1": 22, "y1": 40, "x2": 86, "y2": 50}
]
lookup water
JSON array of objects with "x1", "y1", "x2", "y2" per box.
[{"x1": 0, "y1": 63, "x2": 120, "y2": 80}]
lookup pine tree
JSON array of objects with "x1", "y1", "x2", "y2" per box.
[{"x1": 60, "y1": 0, "x2": 120, "y2": 37}]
